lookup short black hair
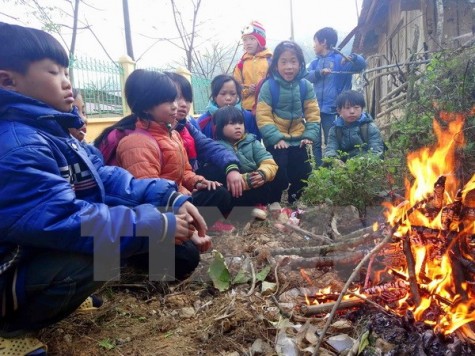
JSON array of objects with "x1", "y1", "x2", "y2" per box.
[
  {"x1": 314, "y1": 27, "x2": 338, "y2": 49},
  {"x1": 210, "y1": 74, "x2": 242, "y2": 103},
  {"x1": 125, "y1": 69, "x2": 177, "y2": 117},
  {"x1": 335, "y1": 90, "x2": 366, "y2": 109},
  {"x1": 0, "y1": 22, "x2": 69, "y2": 74},
  {"x1": 165, "y1": 72, "x2": 193, "y2": 102},
  {"x1": 213, "y1": 106, "x2": 245, "y2": 140}
]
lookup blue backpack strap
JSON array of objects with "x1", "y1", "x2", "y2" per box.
[{"x1": 268, "y1": 77, "x2": 307, "y2": 116}]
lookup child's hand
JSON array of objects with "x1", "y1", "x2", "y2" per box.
[
  {"x1": 190, "y1": 232, "x2": 212, "y2": 253},
  {"x1": 249, "y1": 171, "x2": 265, "y2": 188},
  {"x1": 195, "y1": 179, "x2": 222, "y2": 191},
  {"x1": 274, "y1": 140, "x2": 289, "y2": 149},
  {"x1": 320, "y1": 68, "x2": 332, "y2": 76},
  {"x1": 300, "y1": 139, "x2": 313, "y2": 148},
  {"x1": 226, "y1": 170, "x2": 244, "y2": 198},
  {"x1": 177, "y1": 201, "x2": 207, "y2": 237},
  {"x1": 173, "y1": 213, "x2": 195, "y2": 245}
]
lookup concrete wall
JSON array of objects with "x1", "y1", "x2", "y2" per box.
[{"x1": 85, "y1": 117, "x2": 121, "y2": 143}]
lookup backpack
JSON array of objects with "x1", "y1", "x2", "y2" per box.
[
  {"x1": 251, "y1": 76, "x2": 308, "y2": 116},
  {"x1": 98, "y1": 127, "x2": 160, "y2": 166}
]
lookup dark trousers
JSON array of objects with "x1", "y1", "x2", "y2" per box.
[
  {"x1": 125, "y1": 240, "x2": 200, "y2": 282},
  {"x1": 0, "y1": 252, "x2": 102, "y2": 336},
  {"x1": 312, "y1": 112, "x2": 335, "y2": 166},
  {"x1": 191, "y1": 185, "x2": 232, "y2": 224},
  {"x1": 267, "y1": 145, "x2": 312, "y2": 204}
]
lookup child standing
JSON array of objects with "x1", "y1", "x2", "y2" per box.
[
  {"x1": 196, "y1": 74, "x2": 261, "y2": 140},
  {"x1": 214, "y1": 106, "x2": 278, "y2": 219},
  {"x1": 233, "y1": 21, "x2": 272, "y2": 112},
  {"x1": 325, "y1": 90, "x2": 385, "y2": 161},
  {"x1": 0, "y1": 22, "x2": 207, "y2": 353},
  {"x1": 305, "y1": 27, "x2": 366, "y2": 164},
  {"x1": 255, "y1": 40, "x2": 321, "y2": 206}
]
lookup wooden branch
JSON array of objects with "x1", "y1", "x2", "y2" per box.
[
  {"x1": 281, "y1": 223, "x2": 333, "y2": 244},
  {"x1": 312, "y1": 228, "x2": 395, "y2": 355},
  {"x1": 276, "y1": 251, "x2": 366, "y2": 269},
  {"x1": 301, "y1": 298, "x2": 364, "y2": 316},
  {"x1": 270, "y1": 228, "x2": 379, "y2": 257}
]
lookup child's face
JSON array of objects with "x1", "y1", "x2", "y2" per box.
[
  {"x1": 277, "y1": 49, "x2": 300, "y2": 82},
  {"x1": 175, "y1": 87, "x2": 191, "y2": 120},
  {"x1": 337, "y1": 103, "x2": 363, "y2": 124},
  {"x1": 242, "y1": 35, "x2": 260, "y2": 55},
  {"x1": 74, "y1": 93, "x2": 87, "y2": 120},
  {"x1": 148, "y1": 100, "x2": 178, "y2": 125},
  {"x1": 8, "y1": 59, "x2": 73, "y2": 112},
  {"x1": 223, "y1": 121, "x2": 244, "y2": 143},
  {"x1": 69, "y1": 93, "x2": 87, "y2": 141},
  {"x1": 215, "y1": 81, "x2": 239, "y2": 108},
  {"x1": 313, "y1": 39, "x2": 327, "y2": 55}
]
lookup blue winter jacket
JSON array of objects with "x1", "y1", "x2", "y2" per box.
[
  {"x1": 324, "y1": 112, "x2": 385, "y2": 159},
  {"x1": 305, "y1": 51, "x2": 366, "y2": 114},
  {"x1": 0, "y1": 89, "x2": 189, "y2": 316}
]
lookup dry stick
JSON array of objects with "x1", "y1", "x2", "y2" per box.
[
  {"x1": 301, "y1": 298, "x2": 365, "y2": 316},
  {"x1": 402, "y1": 235, "x2": 421, "y2": 305},
  {"x1": 270, "y1": 229, "x2": 379, "y2": 257},
  {"x1": 312, "y1": 227, "x2": 395, "y2": 355},
  {"x1": 281, "y1": 223, "x2": 334, "y2": 244},
  {"x1": 346, "y1": 291, "x2": 392, "y2": 316},
  {"x1": 277, "y1": 251, "x2": 366, "y2": 269},
  {"x1": 245, "y1": 260, "x2": 256, "y2": 297}
]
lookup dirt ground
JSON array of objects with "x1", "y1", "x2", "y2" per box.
[{"x1": 37, "y1": 205, "x2": 474, "y2": 355}]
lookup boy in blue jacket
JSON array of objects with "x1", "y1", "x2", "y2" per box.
[
  {"x1": 0, "y1": 22, "x2": 208, "y2": 354},
  {"x1": 305, "y1": 27, "x2": 366, "y2": 165},
  {"x1": 325, "y1": 90, "x2": 385, "y2": 161}
]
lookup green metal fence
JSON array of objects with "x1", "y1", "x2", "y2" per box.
[
  {"x1": 70, "y1": 56, "x2": 212, "y2": 117},
  {"x1": 191, "y1": 74, "x2": 211, "y2": 115},
  {"x1": 70, "y1": 56, "x2": 123, "y2": 118}
]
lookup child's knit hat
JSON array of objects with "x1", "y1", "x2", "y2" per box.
[{"x1": 241, "y1": 21, "x2": 266, "y2": 48}]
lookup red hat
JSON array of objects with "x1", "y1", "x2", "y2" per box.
[{"x1": 241, "y1": 21, "x2": 266, "y2": 48}]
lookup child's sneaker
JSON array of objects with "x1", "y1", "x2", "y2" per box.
[
  {"x1": 76, "y1": 294, "x2": 103, "y2": 313},
  {"x1": 0, "y1": 335, "x2": 47, "y2": 355},
  {"x1": 251, "y1": 204, "x2": 268, "y2": 220},
  {"x1": 208, "y1": 221, "x2": 236, "y2": 234}
]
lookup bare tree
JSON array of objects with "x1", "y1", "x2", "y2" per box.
[{"x1": 169, "y1": 0, "x2": 202, "y2": 71}]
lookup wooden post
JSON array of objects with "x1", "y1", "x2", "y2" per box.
[{"x1": 118, "y1": 55, "x2": 135, "y2": 116}]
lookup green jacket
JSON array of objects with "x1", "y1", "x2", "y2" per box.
[{"x1": 217, "y1": 133, "x2": 278, "y2": 189}]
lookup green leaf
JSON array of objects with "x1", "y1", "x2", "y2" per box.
[
  {"x1": 357, "y1": 330, "x2": 370, "y2": 355},
  {"x1": 207, "y1": 250, "x2": 231, "y2": 292},
  {"x1": 255, "y1": 265, "x2": 271, "y2": 282},
  {"x1": 98, "y1": 339, "x2": 115, "y2": 350},
  {"x1": 232, "y1": 267, "x2": 251, "y2": 284}
]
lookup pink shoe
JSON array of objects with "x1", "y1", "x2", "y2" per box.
[{"x1": 209, "y1": 221, "x2": 236, "y2": 233}]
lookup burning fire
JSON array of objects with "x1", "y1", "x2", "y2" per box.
[{"x1": 382, "y1": 111, "x2": 475, "y2": 337}]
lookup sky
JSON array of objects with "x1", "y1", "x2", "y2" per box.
[{"x1": 1, "y1": 0, "x2": 362, "y2": 68}]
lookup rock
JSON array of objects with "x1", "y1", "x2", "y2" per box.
[
  {"x1": 326, "y1": 334, "x2": 355, "y2": 353},
  {"x1": 179, "y1": 307, "x2": 195, "y2": 319},
  {"x1": 332, "y1": 205, "x2": 363, "y2": 235}
]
